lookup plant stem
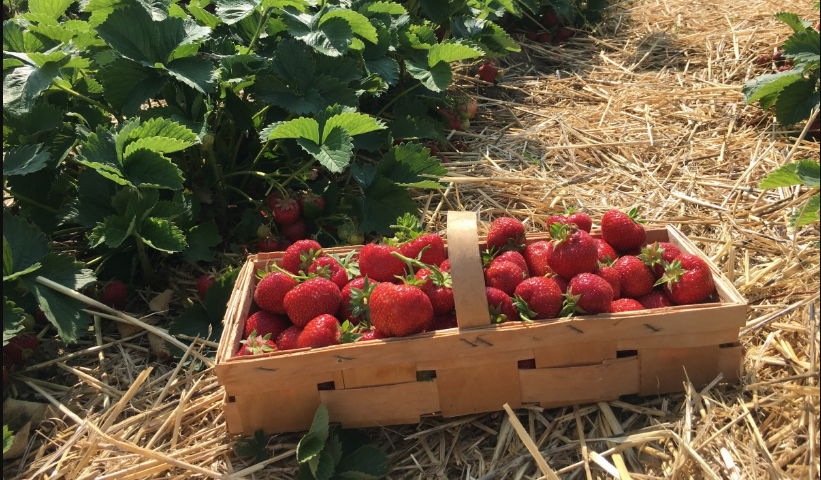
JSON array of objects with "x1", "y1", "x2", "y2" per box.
[
  {"x1": 54, "y1": 83, "x2": 120, "y2": 119},
  {"x1": 247, "y1": 8, "x2": 271, "y2": 52},
  {"x1": 3, "y1": 187, "x2": 59, "y2": 213},
  {"x1": 225, "y1": 185, "x2": 259, "y2": 205},
  {"x1": 376, "y1": 82, "x2": 422, "y2": 117},
  {"x1": 221, "y1": 170, "x2": 270, "y2": 180},
  {"x1": 135, "y1": 238, "x2": 155, "y2": 284},
  {"x1": 281, "y1": 159, "x2": 316, "y2": 189}
]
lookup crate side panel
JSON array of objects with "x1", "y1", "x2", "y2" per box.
[
  {"x1": 618, "y1": 327, "x2": 741, "y2": 350},
  {"x1": 231, "y1": 384, "x2": 320, "y2": 435},
  {"x1": 416, "y1": 348, "x2": 533, "y2": 371},
  {"x1": 534, "y1": 340, "x2": 616, "y2": 368},
  {"x1": 223, "y1": 394, "x2": 244, "y2": 434},
  {"x1": 519, "y1": 357, "x2": 639, "y2": 406},
  {"x1": 437, "y1": 361, "x2": 522, "y2": 417},
  {"x1": 638, "y1": 345, "x2": 743, "y2": 395},
  {"x1": 320, "y1": 381, "x2": 440, "y2": 428},
  {"x1": 342, "y1": 363, "x2": 417, "y2": 389}
]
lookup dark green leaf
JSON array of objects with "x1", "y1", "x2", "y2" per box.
[
  {"x1": 774, "y1": 79, "x2": 820, "y2": 125},
  {"x1": 3, "y1": 63, "x2": 62, "y2": 116},
  {"x1": 320, "y1": 10, "x2": 379, "y2": 43},
  {"x1": 166, "y1": 56, "x2": 218, "y2": 94},
  {"x1": 138, "y1": 217, "x2": 187, "y2": 253},
  {"x1": 101, "y1": 58, "x2": 167, "y2": 115},
  {"x1": 60, "y1": 169, "x2": 117, "y2": 228},
  {"x1": 3, "y1": 143, "x2": 51, "y2": 176},
  {"x1": 95, "y1": 6, "x2": 158, "y2": 63},
  {"x1": 405, "y1": 60, "x2": 452, "y2": 92},
  {"x1": 216, "y1": 0, "x2": 261, "y2": 25},
  {"x1": 389, "y1": 115, "x2": 439, "y2": 141},
  {"x1": 336, "y1": 445, "x2": 392, "y2": 479},
  {"x1": 742, "y1": 70, "x2": 803, "y2": 105},
  {"x1": 774, "y1": 12, "x2": 808, "y2": 32},
  {"x1": 325, "y1": 432, "x2": 344, "y2": 467},
  {"x1": 353, "y1": 175, "x2": 418, "y2": 235},
  {"x1": 377, "y1": 143, "x2": 445, "y2": 188},
  {"x1": 297, "y1": 405, "x2": 330, "y2": 463},
  {"x1": 3, "y1": 211, "x2": 49, "y2": 276},
  {"x1": 89, "y1": 215, "x2": 136, "y2": 249},
  {"x1": 234, "y1": 429, "x2": 269, "y2": 463},
  {"x1": 351, "y1": 163, "x2": 377, "y2": 191},
  {"x1": 792, "y1": 193, "x2": 820, "y2": 227},
  {"x1": 182, "y1": 221, "x2": 222, "y2": 262},
  {"x1": 3, "y1": 297, "x2": 26, "y2": 346},
  {"x1": 168, "y1": 304, "x2": 220, "y2": 341},
  {"x1": 781, "y1": 28, "x2": 821, "y2": 64},
  {"x1": 312, "y1": 449, "x2": 336, "y2": 480},
  {"x1": 796, "y1": 160, "x2": 820, "y2": 188},
  {"x1": 203, "y1": 268, "x2": 238, "y2": 322},
  {"x1": 297, "y1": 126, "x2": 354, "y2": 173},
  {"x1": 365, "y1": 57, "x2": 399, "y2": 86},
  {"x1": 122, "y1": 149, "x2": 185, "y2": 190}
]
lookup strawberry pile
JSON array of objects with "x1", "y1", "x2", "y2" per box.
[
  {"x1": 482, "y1": 209, "x2": 717, "y2": 322},
  {"x1": 256, "y1": 189, "x2": 327, "y2": 253},
  {"x1": 235, "y1": 214, "x2": 455, "y2": 357}
]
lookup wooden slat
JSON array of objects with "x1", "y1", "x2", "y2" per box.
[
  {"x1": 342, "y1": 363, "x2": 416, "y2": 389},
  {"x1": 447, "y1": 211, "x2": 491, "y2": 329},
  {"x1": 437, "y1": 361, "x2": 522, "y2": 417},
  {"x1": 638, "y1": 345, "x2": 743, "y2": 395},
  {"x1": 230, "y1": 384, "x2": 320, "y2": 435},
  {"x1": 416, "y1": 348, "x2": 533, "y2": 371},
  {"x1": 320, "y1": 381, "x2": 440, "y2": 428},
  {"x1": 534, "y1": 340, "x2": 616, "y2": 368},
  {"x1": 223, "y1": 393, "x2": 244, "y2": 434},
  {"x1": 519, "y1": 357, "x2": 639, "y2": 406},
  {"x1": 617, "y1": 328, "x2": 740, "y2": 350}
]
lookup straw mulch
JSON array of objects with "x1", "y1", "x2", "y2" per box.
[{"x1": 3, "y1": 0, "x2": 819, "y2": 478}]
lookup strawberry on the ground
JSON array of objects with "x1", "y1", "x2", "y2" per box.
[
  {"x1": 478, "y1": 61, "x2": 498, "y2": 82},
  {"x1": 427, "y1": 313, "x2": 458, "y2": 331},
  {"x1": 299, "y1": 192, "x2": 325, "y2": 219},
  {"x1": 370, "y1": 283, "x2": 433, "y2": 337},
  {"x1": 543, "y1": 11, "x2": 559, "y2": 26},
  {"x1": 486, "y1": 287, "x2": 519, "y2": 324},
  {"x1": 281, "y1": 239, "x2": 323, "y2": 274},
  {"x1": 455, "y1": 97, "x2": 479, "y2": 120},
  {"x1": 197, "y1": 275, "x2": 215, "y2": 301},
  {"x1": 254, "y1": 272, "x2": 299, "y2": 314},
  {"x1": 439, "y1": 108, "x2": 462, "y2": 130},
  {"x1": 523, "y1": 241, "x2": 553, "y2": 277},
  {"x1": 594, "y1": 238, "x2": 618, "y2": 264},
  {"x1": 637, "y1": 290, "x2": 673, "y2": 309},
  {"x1": 555, "y1": 26, "x2": 574, "y2": 42},
  {"x1": 297, "y1": 315, "x2": 359, "y2": 349},
  {"x1": 33, "y1": 308, "x2": 47, "y2": 324},
  {"x1": 494, "y1": 251, "x2": 530, "y2": 277},
  {"x1": 413, "y1": 268, "x2": 455, "y2": 315},
  {"x1": 609, "y1": 298, "x2": 645, "y2": 313},
  {"x1": 659, "y1": 254, "x2": 716, "y2": 305},
  {"x1": 639, "y1": 241, "x2": 682, "y2": 279},
  {"x1": 4, "y1": 335, "x2": 39, "y2": 365},
  {"x1": 513, "y1": 277, "x2": 563, "y2": 320},
  {"x1": 237, "y1": 330, "x2": 277, "y2": 357},
  {"x1": 99, "y1": 280, "x2": 128, "y2": 310},
  {"x1": 268, "y1": 192, "x2": 301, "y2": 225},
  {"x1": 600, "y1": 208, "x2": 647, "y2": 253},
  {"x1": 276, "y1": 325, "x2": 303, "y2": 351},
  {"x1": 309, "y1": 256, "x2": 349, "y2": 289},
  {"x1": 594, "y1": 264, "x2": 621, "y2": 299},
  {"x1": 359, "y1": 244, "x2": 408, "y2": 283},
  {"x1": 258, "y1": 237, "x2": 281, "y2": 253},
  {"x1": 548, "y1": 224, "x2": 598, "y2": 280},
  {"x1": 536, "y1": 32, "x2": 552, "y2": 43},
  {"x1": 283, "y1": 277, "x2": 342, "y2": 327},
  {"x1": 486, "y1": 217, "x2": 526, "y2": 252},
  {"x1": 613, "y1": 255, "x2": 655, "y2": 298},
  {"x1": 244, "y1": 310, "x2": 291, "y2": 339},
  {"x1": 565, "y1": 273, "x2": 614, "y2": 315},
  {"x1": 339, "y1": 277, "x2": 378, "y2": 325},
  {"x1": 566, "y1": 212, "x2": 592, "y2": 233},
  {"x1": 282, "y1": 218, "x2": 307, "y2": 243},
  {"x1": 485, "y1": 260, "x2": 526, "y2": 296}
]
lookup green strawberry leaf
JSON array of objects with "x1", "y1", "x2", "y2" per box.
[
  {"x1": 781, "y1": 28, "x2": 820, "y2": 64},
  {"x1": 137, "y1": 217, "x2": 187, "y2": 253},
  {"x1": 3, "y1": 297, "x2": 26, "y2": 346},
  {"x1": 377, "y1": 142, "x2": 446, "y2": 188},
  {"x1": 405, "y1": 60, "x2": 453, "y2": 92},
  {"x1": 182, "y1": 221, "x2": 222, "y2": 262},
  {"x1": 165, "y1": 56, "x2": 218, "y2": 94},
  {"x1": 234, "y1": 429, "x2": 269, "y2": 463},
  {"x1": 299, "y1": 125, "x2": 354, "y2": 174},
  {"x1": 3, "y1": 143, "x2": 51, "y2": 177},
  {"x1": 311, "y1": 449, "x2": 336, "y2": 480},
  {"x1": 3, "y1": 426, "x2": 14, "y2": 455},
  {"x1": 760, "y1": 159, "x2": 820, "y2": 189},
  {"x1": 263, "y1": 117, "x2": 321, "y2": 143},
  {"x1": 365, "y1": 57, "x2": 400, "y2": 86},
  {"x1": 336, "y1": 445, "x2": 392, "y2": 479},
  {"x1": 216, "y1": 0, "x2": 261, "y2": 25},
  {"x1": 774, "y1": 79, "x2": 820, "y2": 125},
  {"x1": 89, "y1": 215, "x2": 137, "y2": 249},
  {"x1": 792, "y1": 193, "x2": 820, "y2": 228},
  {"x1": 742, "y1": 71, "x2": 803, "y2": 106},
  {"x1": 28, "y1": 0, "x2": 74, "y2": 20},
  {"x1": 168, "y1": 304, "x2": 221, "y2": 344},
  {"x1": 321, "y1": 10, "x2": 379, "y2": 44},
  {"x1": 427, "y1": 42, "x2": 483, "y2": 67},
  {"x1": 774, "y1": 12, "x2": 810, "y2": 33},
  {"x1": 100, "y1": 58, "x2": 168, "y2": 115},
  {"x1": 297, "y1": 405, "x2": 330, "y2": 463},
  {"x1": 3, "y1": 211, "x2": 49, "y2": 277},
  {"x1": 203, "y1": 268, "x2": 239, "y2": 323},
  {"x1": 323, "y1": 112, "x2": 385, "y2": 140},
  {"x1": 353, "y1": 174, "x2": 418, "y2": 235},
  {"x1": 122, "y1": 148, "x2": 185, "y2": 190},
  {"x1": 3, "y1": 62, "x2": 63, "y2": 116}
]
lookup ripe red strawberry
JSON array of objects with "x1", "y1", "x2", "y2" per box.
[
  {"x1": 566, "y1": 273, "x2": 614, "y2": 315},
  {"x1": 339, "y1": 277, "x2": 378, "y2": 324},
  {"x1": 545, "y1": 215, "x2": 567, "y2": 235},
  {"x1": 543, "y1": 12, "x2": 559, "y2": 26},
  {"x1": 276, "y1": 325, "x2": 303, "y2": 351},
  {"x1": 513, "y1": 277, "x2": 563, "y2": 320},
  {"x1": 400, "y1": 233, "x2": 447, "y2": 267},
  {"x1": 197, "y1": 275, "x2": 215, "y2": 301},
  {"x1": 414, "y1": 268, "x2": 454, "y2": 315},
  {"x1": 283, "y1": 277, "x2": 342, "y2": 327},
  {"x1": 494, "y1": 250, "x2": 529, "y2": 277},
  {"x1": 439, "y1": 259, "x2": 451, "y2": 272},
  {"x1": 659, "y1": 254, "x2": 716, "y2": 305},
  {"x1": 478, "y1": 61, "x2": 498, "y2": 82},
  {"x1": 258, "y1": 237, "x2": 281, "y2": 252},
  {"x1": 600, "y1": 208, "x2": 647, "y2": 253},
  {"x1": 609, "y1": 298, "x2": 645, "y2": 313},
  {"x1": 282, "y1": 218, "x2": 307, "y2": 242},
  {"x1": 281, "y1": 239, "x2": 323, "y2": 274},
  {"x1": 536, "y1": 32, "x2": 552, "y2": 43},
  {"x1": 549, "y1": 274, "x2": 569, "y2": 294},
  {"x1": 359, "y1": 328, "x2": 388, "y2": 341},
  {"x1": 370, "y1": 283, "x2": 433, "y2": 337},
  {"x1": 548, "y1": 224, "x2": 598, "y2": 279},
  {"x1": 4, "y1": 335, "x2": 39, "y2": 365},
  {"x1": 309, "y1": 256, "x2": 349, "y2": 289},
  {"x1": 297, "y1": 315, "x2": 358, "y2": 349},
  {"x1": 427, "y1": 313, "x2": 458, "y2": 331},
  {"x1": 359, "y1": 244, "x2": 407, "y2": 283},
  {"x1": 99, "y1": 280, "x2": 127, "y2": 310},
  {"x1": 486, "y1": 287, "x2": 519, "y2": 323},
  {"x1": 555, "y1": 26, "x2": 574, "y2": 42},
  {"x1": 268, "y1": 192, "x2": 301, "y2": 225},
  {"x1": 594, "y1": 265, "x2": 621, "y2": 299},
  {"x1": 637, "y1": 290, "x2": 673, "y2": 309},
  {"x1": 566, "y1": 212, "x2": 592, "y2": 233},
  {"x1": 594, "y1": 238, "x2": 618, "y2": 263},
  {"x1": 244, "y1": 310, "x2": 291, "y2": 339},
  {"x1": 523, "y1": 241, "x2": 553, "y2": 277},
  {"x1": 237, "y1": 331, "x2": 277, "y2": 357},
  {"x1": 299, "y1": 192, "x2": 325, "y2": 218},
  {"x1": 486, "y1": 217, "x2": 525, "y2": 252},
  {"x1": 613, "y1": 256, "x2": 655, "y2": 298},
  {"x1": 254, "y1": 272, "x2": 299, "y2": 314},
  {"x1": 639, "y1": 241, "x2": 682, "y2": 279},
  {"x1": 485, "y1": 260, "x2": 526, "y2": 296},
  {"x1": 439, "y1": 107, "x2": 462, "y2": 130}
]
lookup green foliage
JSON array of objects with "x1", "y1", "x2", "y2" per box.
[
  {"x1": 743, "y1": 9, "x2": 820, "y2": 126},
  {"x1": 3, "y1": 425, "x2": 13, "y2": 455},
  {"x1": 759, "y1": 159, "x2": 820, "y2": 228}
]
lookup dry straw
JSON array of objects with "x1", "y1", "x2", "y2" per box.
[{"x1": 3, "y1": 0, "x2": 819, "y2": 478}]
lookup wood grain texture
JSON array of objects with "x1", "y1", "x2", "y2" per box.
[
  {"x1": 446, "y1": 211, "x2": 491, "y2": 329},
  {"x1": 520, "y1": 357, "x2": 639, "y2": 406},
  {"x1": 437, "y1": 361, "x2": 522, "y2": 417},
  {"x1": 320, "y1": 381, "x2": 440, "y2": 428}
]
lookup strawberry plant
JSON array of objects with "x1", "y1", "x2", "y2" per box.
[
  {"x1": 758, "y1": 159, "x2": 820, "y2": 228},
  {"x1": 743, "y1": 10, "x2": 820, "y2": 127}
]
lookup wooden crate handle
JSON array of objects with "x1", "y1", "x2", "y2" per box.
[{"x1": 447, "y1": 211, "x2": 491, "y2": 329}]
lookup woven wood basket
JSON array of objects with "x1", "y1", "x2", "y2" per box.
[{"x1": 215, "y1": 211, "x2": 745, "y2": 435}]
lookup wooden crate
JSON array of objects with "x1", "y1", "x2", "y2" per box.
[{"x1": 215, "y1": 212, "x2": 746, "y2": 435}]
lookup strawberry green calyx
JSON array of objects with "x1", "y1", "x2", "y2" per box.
[
  {"x1": 655, "y1": 259, "x2": 685, "y2": 288},
  {"x1": 559, "y1": 288, "x2": 584, "y2": 317},
  {"x1": 239, "y1": 330, "x2": 277, "y2": 356},
  {"x1": 626, "y1": 206, "x2": 646, "y2": 224},
  {"x1": 512, "y1": 296, "x2": 536, "y2": 323},
  {"x1": 338, "y1": 320, "x2": 362, "y2": 344},
  {"x1": 389, "y1": 212, "x2": 423, "y2": 244},
  {"x1": 548, "y1": 222, "x2": 575, "y2": 245},
  {"x1": 638, "y1": 242, "x2": 663, "y2": 268},
  {"x1": 348, "y1": 277, "x2": 378, "y2": 326}
]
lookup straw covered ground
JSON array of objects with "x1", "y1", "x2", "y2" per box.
[{"x1": 3, "y1": 0, "x2": 819, "y2": 478}]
